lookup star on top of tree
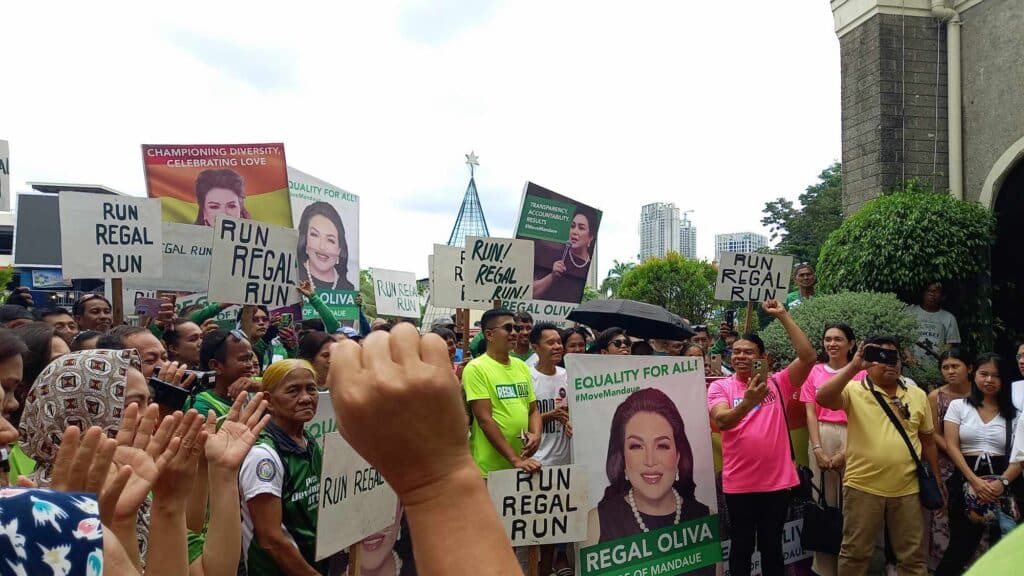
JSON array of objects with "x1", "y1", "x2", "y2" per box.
[{"x1": 465, "y1": 151, "x2": 479, "y2": 176}]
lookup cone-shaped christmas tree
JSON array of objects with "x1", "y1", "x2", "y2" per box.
[{"x1": 447, "y1": 151, "x2": 490, "y2": 246}]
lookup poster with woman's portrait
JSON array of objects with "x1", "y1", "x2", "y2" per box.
[
  {"x1": 142, "y1": 143, "x2": 292, "y2": 227},
  {"x1": 328, "y1": 507, "x2": 417, "y2": 576},
  {"x1": 287, "y1": 167, "x2": 360, "y2": 324},
  {"x1": 566, "y1": 354, "x2": 721, "y2": 576},
  {"x1": 514, "y1": 182, "x2": 602, "y2": 305}
]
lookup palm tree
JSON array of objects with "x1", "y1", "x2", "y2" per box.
[{"x1": 599, "y1": 260, "x2": 635, "y2": 298}]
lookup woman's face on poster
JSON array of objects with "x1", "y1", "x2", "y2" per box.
[
  {"x1": 569, "y1": 213, "x2": 592, "y2": 253},
  {"x1": 623, "y1": 411, "x2": 678, "y2": 503},
  {"x1": 202, "y1": 187, "x2": 243, "y2": 225},
  {"x1": 305, "y1": 214, "x2": 343, "y2": 276},
  {"x1": 359, "y1": 515, "x2": 401, "y2": 570}
]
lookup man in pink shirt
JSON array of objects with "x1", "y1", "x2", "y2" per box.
[{"x1": 707, "y1": 300, "x2": 816, "y2": 576}]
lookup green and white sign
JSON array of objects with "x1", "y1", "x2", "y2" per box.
[
  {"x1": 515, "y1": 193, "x2": 576, "y2": 243},
  {"x1": 288, "y1": 167, "x2": 360, "y2": 324},
  {"x1": 566, "y1": 355, "x2": 720, "y2": 576}
]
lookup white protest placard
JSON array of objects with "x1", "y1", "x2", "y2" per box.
[
  {"x1": 208, "y1": 215, "x2": 301, "y2": 307},
  {"x1": 304, "y1": 391, "x2": 337, "y2": 446},
  {"x1": 463, "y1": 236, "x2": 534, "y2": 302},
  {"x1": 59, "y1": 191, "x2": 163, "y2": 279},
  {"x1": 371, "y1": 268, "x2": 420, "y2": 318},
  {"x1": 149, "y1": 223, "x2": 213, "y2": 292},
  {"x1": 316, "y1": 432, "x2": 398, "y2": 561},
  {"x1": 487, "y1": 465, "x2": 588, "y2": 546},
  {"x1": 430, "y1": 244, "x2": 487, "y2": 309},
  {"x1": 0, "y1": 140, "x2": 9, "y2": 212},
  {"x1": 714, "y1": 252, "x2": 793, "y2": 302}
]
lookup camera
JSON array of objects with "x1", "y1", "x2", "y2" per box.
[
  {"x1": 152, "y1": 365, "x2": 215, "y2": 392},
  {"x1": 864, "y1": 346, "x2": 899, "y2": 366}
]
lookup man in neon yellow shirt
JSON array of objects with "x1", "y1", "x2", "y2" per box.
[{"x1": 463, "y1": 308, "x2": 542, "y2": 478}]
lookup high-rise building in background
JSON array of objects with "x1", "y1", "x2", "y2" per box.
[
  {"x1": 639, "y1": 202, "x2": 680, "y2": 261},
  {"x1": 678, "y1": 211, "x2": 697, "y2": 260},
  {"x1": 714, "y1": 232, "x2": 768, "y2": 263}
]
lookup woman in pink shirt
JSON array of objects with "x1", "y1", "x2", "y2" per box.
[{"x1": 799, "y1": 322, "x2": 855, "y2": 576}]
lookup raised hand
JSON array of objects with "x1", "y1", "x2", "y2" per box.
[
  {"x1": 297, "y1": 280, "x2": 315, "y2": 299},
  {"x1": 328, "y1": 323, "x2": 474, "y2": 503},
  {"x1": 112, "y1": 403, "x2": 180, "y2": 522},
  {"x1": 204, "y1": 392, "x2": 271, "y2": 471},
  {"x1": 761, "y1": 299, "x2": 787, "y2": 318},
  {"x1": 157, "y1": 361, "x2": 197, "y2": 390},
  {"x1": 152, "y1": 410, "x2": 208, "y2": 505},
  {"x1": 49, "y1": 425, "x2": 134, "y2": 526}
]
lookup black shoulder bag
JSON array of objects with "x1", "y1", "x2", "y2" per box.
[
  {"x1": 771, "y1": 377, "x2": 814, "y2": 500},
  {"x1": 866, "y1": 379, "x2": 944, "y2": 510},
  {"x1": 801, "y1": 471, "x2": 844, "y2": 554}
]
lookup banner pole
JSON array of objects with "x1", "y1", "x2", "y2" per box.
[
  {"x1": 111, "y1": 278, "x2": 124, "y2": 326},
  {"x1": 527, "y1": 545, "x2": 540, "y2": 576},
  {"x1": 350, "y1": 545, "x2": 361, "y2": 576},
  {"x1": 743, "y1": 301, "x2": 754, "y2": 334}
]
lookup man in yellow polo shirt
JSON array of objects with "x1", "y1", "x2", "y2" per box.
[
  {"x1": 816, "y1": 335, "x2": 941, "y2": 576},
  {"x1": 463, "y1": 308, "x2": 542, "y2": 478}
]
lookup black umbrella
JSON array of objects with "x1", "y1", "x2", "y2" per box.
[{"x1": 567, "y1": 299, "x2": 695, "y2": 340}]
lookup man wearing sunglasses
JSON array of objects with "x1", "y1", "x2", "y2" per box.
[
  {"x1": 817, "y1": 336, "x2": 941, "y2": 576},
  {"x1": 464, "y1": 308, "x2": 543, "y2": 479}
]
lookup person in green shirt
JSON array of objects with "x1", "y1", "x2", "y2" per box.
[
  {"x1": 463, "y1": 308, "x2": 543, "y2": 478},
  {"x1": 240, "y1": 359, "x2": 324, "y2": 575},
  {"x1": 786, "y1": 262, "x2": 816, "y2": 309},
  {"x1": 187, "y1": 329, "x2": 259, "y2": 418},
  {"x1": 510, "y1": 311, "x2": 536, "y2": 364}
]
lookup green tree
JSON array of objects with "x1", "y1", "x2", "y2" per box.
[
  {"x1": 761, "y1": 162, "x2": 843, "y2": 266},
  {"x1": 599, "y1": 259, "x2": 635, "y2": 298},
  {"x1": 618, "y1": 252, "x2": 717, "y2": 324},
  {"x1": 582, "y1": 285, "x2": 601, "y2": 303},
  {"x1": 816, "y1": 187, "x2": 996, "y2": 358},
  {"x1": 359, "y1": 269, "x2": 377, "y2": 318}
]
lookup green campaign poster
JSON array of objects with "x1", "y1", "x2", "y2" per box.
[{"x1": 566, "y1": 355, "x2": 721, "y2": 576}]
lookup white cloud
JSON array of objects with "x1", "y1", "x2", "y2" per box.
[{"x1": 1, "y1": 0, "x2": 840, "y2": 280}]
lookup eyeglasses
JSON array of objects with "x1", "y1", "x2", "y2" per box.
[
  {"x1": 889, "y1": 395, "x2": 911, "y2": 420},
  {"x1": 1016, "y1": 354, "x2": 1024, "y2": 361},
  {"x1": 609, "y1": 339, "x2": 631, "y2": 348},
  {"x1": 492, "y1": 323, "x2": 520, "y2": 333}
]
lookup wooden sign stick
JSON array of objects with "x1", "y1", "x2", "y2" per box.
[
  {"x1": 527, "y1": 545, "x2": 540, "y2": 576},
  {"x1": 349, "y1": 545, "x2": 361, "y2": 576},
  {"x1": 111, "y1": 278, "x2": 125, "y2": 326},
  {"x1": 743, "y1": 300, "x2": 754, "y2": 334}
]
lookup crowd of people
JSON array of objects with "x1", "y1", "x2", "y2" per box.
[{"x1": 0, "y1": 259, "x2": 1020, "y2": 576}]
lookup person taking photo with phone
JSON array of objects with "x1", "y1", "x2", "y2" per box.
[
  {"x1": 817, "y1": 337, "x2": 943, "y2": 576},
  {"x1": 707, "y1": 299, "x2": 816, "y2": 576}
]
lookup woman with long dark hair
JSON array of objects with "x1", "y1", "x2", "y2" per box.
[
  {"x1": 297, "y1": 330, "x2": 336, "y2": 389},
  {"x1": 925, "y1": 348, "x2": 973, "y2": 569},
  {"x1": 194, "y1": 169, "x2": 250, "y2": 226},
  {"x1": 533, "y1": 208, "x2": 597, "y2": 302},
  {"x1": 585, "y1": 388, "x2": 711, "y2": 555},
  {"x1": 796, "y1": 323, "x2": 855, "y2": 576},
  {"x1": 297, "y1": 201, "x2": 354, "y2": 291},
  {"x1": 936, "y1": 353, "x2": 1021, "y2": 575}
]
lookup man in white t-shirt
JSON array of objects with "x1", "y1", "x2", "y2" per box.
[
  {"x1": 528, "y1": 321, "x2": 573, "y2": 576},
  {"x1": 906, "y1": 282, "x2": 961, "y2": 366}
]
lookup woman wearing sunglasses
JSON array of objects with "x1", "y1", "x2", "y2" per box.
[{"x1": 592, "y1": 328, "x2": 631, "y2": 355}]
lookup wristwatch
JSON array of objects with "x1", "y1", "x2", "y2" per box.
[{"x1": 1000, "y1": 476, "x2": 1010, "y2": 488}]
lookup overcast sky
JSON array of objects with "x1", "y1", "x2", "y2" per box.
[{"x1": 1, "y1": 1, "x2": 841, "y2": 279}]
